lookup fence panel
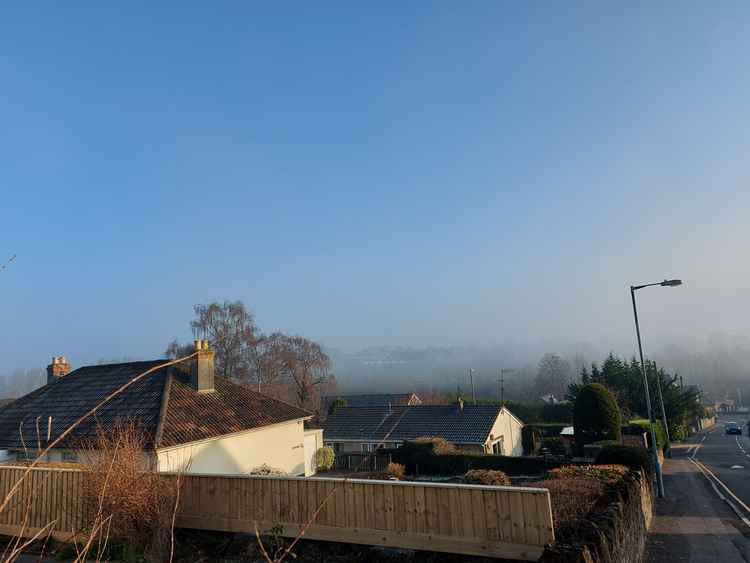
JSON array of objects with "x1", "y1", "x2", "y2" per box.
[
  {"x1": 0, "y1": 467, "x2": 86, "y2": 541},
  {"x1": 0, "y1": 467, "x2": 553, "y2": 560},
  {"x1": 175, "y1": 474, "x2": 553, "y2": 560}
]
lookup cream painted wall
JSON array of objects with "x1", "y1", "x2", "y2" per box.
[
  {"x1": 156, "y1": 419, "x2": 307, "y2": 476},
  {"x1": 303, "y1": 428, "x2": 323, "y2": 476},
  {"x1": 486, "y1": 409, "x2": 524, "y2": 456}
]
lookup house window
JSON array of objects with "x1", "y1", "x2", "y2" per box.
[
  {"x1": 330, "y1": 442, "x2": 342, "y2": 453},
  {"x1": 492, "y1": 437, "x2": 504, "y2": 455},
  {"x1": 62, "y1": 451, "x2": 77, "y2": 462},
  {"x1": 361, "y1": 443, "x2": 372, "y2": 453}
]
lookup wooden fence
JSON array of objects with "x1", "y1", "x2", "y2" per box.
[
  {"x1": 0, "y1": 467, "x2": 554, "y2": 561},
  {"x1": 0, "y1": 466, "x2": 86, "y2": 540},
  {"x1": 332, "y1": 452, "x2": 392, "y2": 472}
]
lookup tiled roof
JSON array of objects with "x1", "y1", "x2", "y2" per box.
[
  {"x1": 158, "y1": 369, "x2": 311, "y2": 448},
  {"x1": 322, "y1": 404, "x2": 508, "y2": 444},
  {"x1": 0, "y1": 360, "x2": 310, "y2": 451},
  {"x1": 322, "y1": 393, "x2": 420, "y2": 410}
]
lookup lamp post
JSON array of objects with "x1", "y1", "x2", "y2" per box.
[{"x1": 630, "y1": 278, "x2": 682, "y2": 499}]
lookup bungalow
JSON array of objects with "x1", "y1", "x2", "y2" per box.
[
  {"x1": 323, "y1": 400, "x2": 524, "y2": 456},
  {"x1": 0, "y1": 341, "x2": 321, "y2": 476}
]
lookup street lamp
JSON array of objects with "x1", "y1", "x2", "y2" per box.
[{"x1": 630, "y1": 278, "x2": 682, "y2": 499}]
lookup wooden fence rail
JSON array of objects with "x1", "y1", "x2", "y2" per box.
[{"x1": 0, "y1": 467, "x2": 554, "y2": 561}]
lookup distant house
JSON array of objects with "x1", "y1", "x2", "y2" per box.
[
  {"x1": 0, "y1": 341, "x2": 321, "y2": 476},
  {"x1": 323, "y1": 392, "x2": 422, "y2": 412},
  {"x1": 323, "y1": 401, "x2": 524, "y2": 456}
]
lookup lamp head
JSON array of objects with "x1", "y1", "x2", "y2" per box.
[{"x1": 660, "y1": 279, "x2": 683, "y2": 287}]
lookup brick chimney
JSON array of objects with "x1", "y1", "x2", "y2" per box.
[
  {"x1": 191, "y1": 340, "x2": 215, "y2": 393},
  {"x1": 47, "y1": 356, "x2": 71, "y2": 384}
]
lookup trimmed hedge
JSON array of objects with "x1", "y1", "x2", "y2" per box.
[
  {"x1": 625, "y1": 419, "x2": 668, "y2": 451},
  {"x1": 574, "y1": 384, "x2": 622, "y2": 450},
  {"x1": 392, "y1": 441, "x2": 554, "y2": 476},
  {"x1": 595, "y1": 444, "x2": 651, "y2": 471}
]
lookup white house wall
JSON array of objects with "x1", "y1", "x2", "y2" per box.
[
  {"x1": 488, "y1": 411, "x2": 524, "y2": 456},
  {"x1": 156, "y1": 419, "x2": 307, "y2": 476}
]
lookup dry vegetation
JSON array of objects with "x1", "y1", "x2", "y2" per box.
[
  {"x1": 413, "y1": 436, "x2": 456, "y2": 455},
  {"x1": 78, "y1": 420, "x2": 181, "y2": 561},
  {"x1": 386, "y1": 462, "x2": 405, "y2": 480},
  {"x1": 464, "y1": 469, "x2": 510, "y2": 486},
  {"x1": 529, "y1": 464, "x2": 628, "y2": 541}
]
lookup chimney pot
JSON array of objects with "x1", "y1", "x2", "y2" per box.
[{"x1": 47, "y1": 356, "x2": 71, "y2": 384}]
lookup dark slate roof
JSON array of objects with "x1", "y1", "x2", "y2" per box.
[
  {"x1": 0, "y1": 360, "x2": 310, "y2": 451},
  {"x1": 322, "y1": 404, "x2": 508, "y2": 444},
  {"x1": 322, "y1": 393, "x2": 420, "y2": 410}
]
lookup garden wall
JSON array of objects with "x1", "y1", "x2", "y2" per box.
[{"x1": 541, "y1": 469, "x2": 653, "y2": 563}]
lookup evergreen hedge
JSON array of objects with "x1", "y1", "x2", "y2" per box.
[
  {"x1": 574, "y1": 384, "x2": 622, "y2": 450},
  {"x1": 391, "y1": 441, "x2": 555, "y2": 476}
]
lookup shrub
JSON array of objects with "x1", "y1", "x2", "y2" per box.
[
  {"x1": 412, "y1": 436, "x2": 456, "y2": 455},
  {"x1": 574, "y1": 384, "x2": 622, "y2": 451},
  {"x1": 392, "y1": 444, "x2": 555, "y2": 476},
  {"x1": 546, "y1": 464, "x2": 627, "y2": 484},
  {"x1": 465, "y1": 469, "x2": 511, "y2": 486},
  {"x1": 595, "y1": 444, "x2": 651, "y2": 471},
  {"x1": 79, "y1": 420, "x2": 179, "y2": 561},
  {"x1": 387, "y1": 462, "x2": 406, "y2": 480},
  {"x1": 625, "y1": 419, "x2": 668, "y2": 450},
  {"x1": 249, "y1": 463, "x2": 287, "y2": 476},
  {"x1": 315, "y1": 446, "x2": 335, "y2": 471}
]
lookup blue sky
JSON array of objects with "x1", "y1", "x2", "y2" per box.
[{"x1": 2, "y1": 3, "x2": 749, "y2": 369}]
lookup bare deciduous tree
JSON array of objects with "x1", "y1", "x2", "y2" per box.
[
  {"x1": 262, "y1": 333, "x2": 332, "y2": 411},
  {"x1": 166, "y1": 301, "x2": 335, "y2": 410}
]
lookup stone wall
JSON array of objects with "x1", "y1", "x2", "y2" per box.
[{"x1": 541, "y1": 469, "x2": 653, "y2": 563}]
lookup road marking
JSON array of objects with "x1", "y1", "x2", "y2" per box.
[
  {"x1": 731, "y1": 465, "x2": 744, "y2": 469},
  {"x1": 690, "y1": 458, "x2": 750, "y2": 530},
  {"x1": 690, "y1": 435, "x2": 706, "y2": 460}
]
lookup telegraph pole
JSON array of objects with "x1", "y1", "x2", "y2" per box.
[
  {"x1": 498, "y1": 368, "x2": 514, "y2": 405},
  {"x1": 469, "y1": 368, "x2": 476, "y2": 404}
]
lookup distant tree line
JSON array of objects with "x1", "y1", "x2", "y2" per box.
[{"x1": 567, "y1": 353, "x2": 705, "y2": 440}]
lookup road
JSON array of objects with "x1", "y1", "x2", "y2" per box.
[
  {"x1": 646, "y1": 416, "x2": 750, "y2": 562},
  {"x1": 688, "y1": 416, "x2": 750, "y2": 514}
]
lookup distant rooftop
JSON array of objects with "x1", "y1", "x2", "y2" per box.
[
  {"x1": 323, "y1": 404, "x2": 519, "y2": 445},
  {"x1": 323, "y1": 392, "x2": 422, "y2": 410}
]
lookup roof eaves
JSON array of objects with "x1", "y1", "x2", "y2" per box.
[{"x1": 500, "y1": 406, "x2": 525, "y2": 427}]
